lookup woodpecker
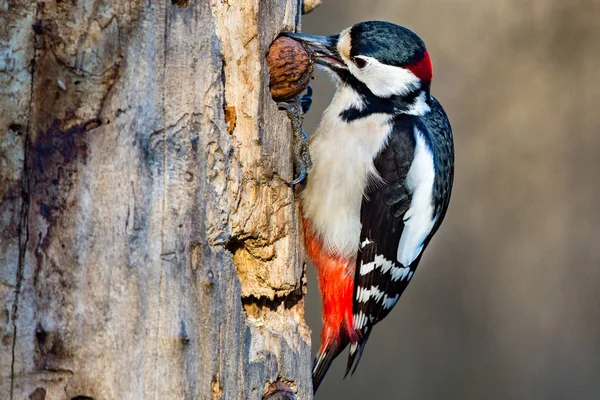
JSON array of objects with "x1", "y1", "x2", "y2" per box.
[{"x1": 284, "y1": 21, "x2": 454, "y2": 393}]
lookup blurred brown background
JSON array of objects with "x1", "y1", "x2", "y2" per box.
[{"x1": 301, "y1": 1, "x2": 600, "y2": 398}]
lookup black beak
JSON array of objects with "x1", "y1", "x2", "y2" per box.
[{"x1": 282, "y1": 32, "x2": 346, "y2": 71}]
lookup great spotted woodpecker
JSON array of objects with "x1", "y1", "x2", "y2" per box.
[{"x1": 284, "y1": 21, "x2": 454, "y2": 392}]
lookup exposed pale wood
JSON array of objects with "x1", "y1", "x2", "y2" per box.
[
  {"x1": 302, "y1": 0, "x2": 322, "y2": 15},
  {"x1": 0, "y1": 1, "x2": 311, "y2": 399}
]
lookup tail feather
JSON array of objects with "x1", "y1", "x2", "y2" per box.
[
  {"x1": 344, "y1": 329, "x2": 371, "y2": 378},
  {"x1": 312, "y1": 340, "x2": 347, "y2": 394}
]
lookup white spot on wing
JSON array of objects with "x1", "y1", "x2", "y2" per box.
[
  {"x1": 390, "y1": 266, "x2": 410, "y2": 281},
  {"x1": 354, "y1": 311, "x2": 368, "y2": 329},
  {"x1": 356, "y1": 286, "x2": 367, "y2": 302},
  {"x1": 360, "y1": 254, "x2": 393, "y2": 275},
  {"x1": 377, "y1": 254, "x2": 393, "y2": 274},
  {"x1": 357, "y1": 285, "x2": 385, "y2": 303},
  {"x1": 360, "y1": 261, "x2": 376, "y2": 275},
  {"x1": 359, "y1": 254, "x2": 411, "y2": 282},
  {"x1": 371, "y1": 287, "x2": 384, "y2": 303},
  {"x1": 361, "y1": 238, "x2": 373, "y2": 248},
  {"x1": 349, "y1": 343, "x2": 358, "y2": 355},
  {"x1": 397, "y1": 126, "x2": 436, "y2": 266},
  {"x1": 382, "y1": 294, "x2": 400, "y2": 310}
]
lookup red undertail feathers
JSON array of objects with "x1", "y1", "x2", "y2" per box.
[{"x1": 303, "y1": 218, "x2": 359, "y2": 393}]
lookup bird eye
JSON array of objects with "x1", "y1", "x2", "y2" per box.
[{"x1": 353, "y1": 57, "x2": 367, "y2": 69}]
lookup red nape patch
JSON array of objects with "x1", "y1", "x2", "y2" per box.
[
  {"x1": 303, "y1": 218, "x2": 358, "y2": 351},
  {"x1": 406, "y1": 51, "x2": 433, "y2": 83}
]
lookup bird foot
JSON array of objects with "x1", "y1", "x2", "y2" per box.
[{"x1": 278, "y1": 88, "x2": 313, "y2": 186}]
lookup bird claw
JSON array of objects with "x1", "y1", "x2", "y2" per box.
[
  {"x1": 289, "y1": 165, "x2": 307, "y2": 186},
  {"x1": 277, "y1": 88, "x2": 312, "y2": 186}
]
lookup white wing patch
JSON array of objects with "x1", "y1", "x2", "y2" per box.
[{"x1": 397, "y1": 126, "x2": 436, "y2": 267}]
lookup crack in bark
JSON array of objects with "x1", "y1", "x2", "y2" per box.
[
  {"x1": 10, "y1": 133, "x2": 30, "y2": 400},
  {"x1": 41, "y1": 5, "x2": 121, "y2": 78},
  {"x1": 212, "y1": 326, "x2": 223, "y2": 399},
  {"x1": 147, "y1": 113, "x2": 190, "y2": 150},
  {"x1": 49, "y1": 44, "x2": 121, "y2": 78},
  {"x1": 10, "y1": 4, "x2": 39, "y2": 398}
]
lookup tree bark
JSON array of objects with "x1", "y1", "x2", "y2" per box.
[{"x1": 0, "y1": 1, "x2": 312, "y2": 399}]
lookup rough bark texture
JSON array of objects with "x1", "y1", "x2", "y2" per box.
[{"x1": 0, "y1": 1, "x2": 312, "y2": 399}]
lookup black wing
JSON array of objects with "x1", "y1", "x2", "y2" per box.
[
  {"x1": 426, "y1": 97, "x2": 454, "y2": 239},
  {"x1": 347, "y1": 98, "x2": 454, "y2": 375}
]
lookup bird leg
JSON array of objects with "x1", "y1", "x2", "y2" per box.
[{"x1": 278, "y1": 86, "x2": 313, "y2": 186}]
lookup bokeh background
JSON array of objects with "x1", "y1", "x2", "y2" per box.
[{"x1": 301, "y1": 1, "x2": 600, "y2": 399}]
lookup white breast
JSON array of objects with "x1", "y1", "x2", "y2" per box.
[{"x1": 301, "y1": 86, "x2": 393, "y2": 258}]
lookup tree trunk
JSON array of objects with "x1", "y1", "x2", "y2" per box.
[{"x1": 0, "y1": 1, "x2": 312, "y2": 399}]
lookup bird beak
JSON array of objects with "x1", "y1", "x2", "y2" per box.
[{"x1": 282, "y1": 32, "x2": 347, "y2": 71}]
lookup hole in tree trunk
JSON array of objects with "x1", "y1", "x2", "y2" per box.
[
  {"x1": 29, "y1": 388, "x2": 46, "y2": 400},
  {"x1": 171, "y1": 0, "x2": 191, "y2": 8},
  {"x1": 8, "y1": 123, "x2": 24, "y2": 135}
]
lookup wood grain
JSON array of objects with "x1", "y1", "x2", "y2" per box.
[{"x1": 0, "y1": 1, "x2": 311, "y2": 399}]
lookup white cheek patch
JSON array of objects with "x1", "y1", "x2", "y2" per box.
[{"x1": 340, "y1": 55, "x2": 422, "y2": 98}]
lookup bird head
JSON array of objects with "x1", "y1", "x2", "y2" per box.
[{"x1": 285, "y1": 21, "x2": 433, "y2": 117}]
